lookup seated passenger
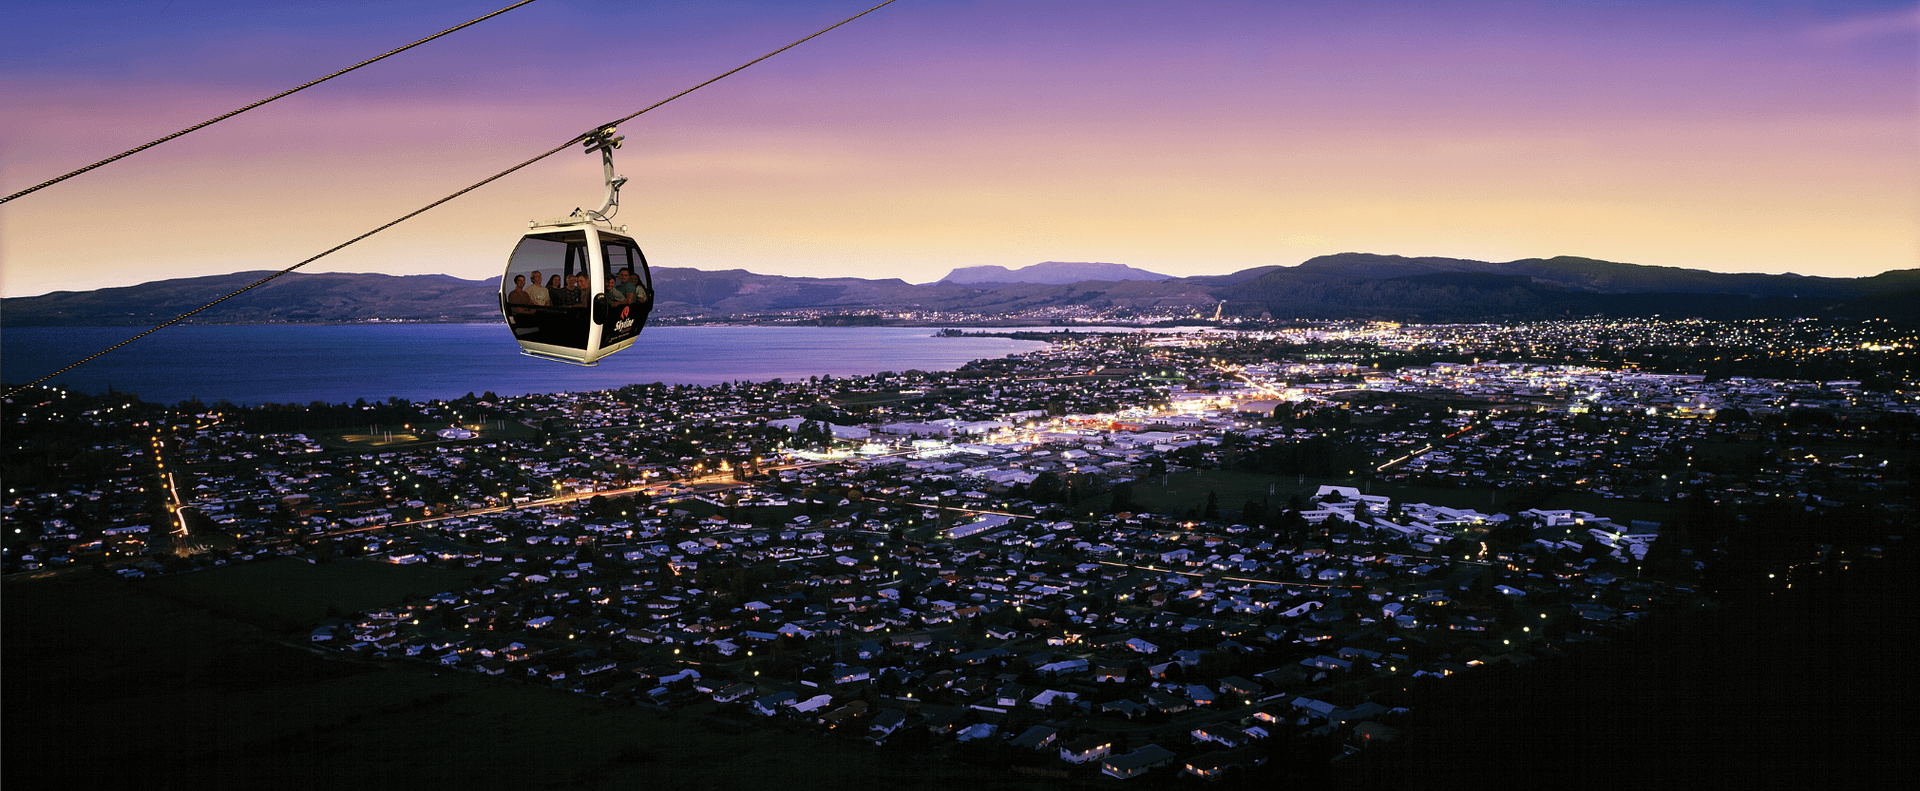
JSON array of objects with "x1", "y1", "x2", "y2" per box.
[
  {"x1": 506, "y1": 275, "x2": 532, "y2": 312},
  {"x1": 624, "y1": 268, "x2": 653, "y2": 307},
  {"x1": 548, "y1": 274, "x2": 579, "y2": 307},
  {"x1": 609, "y1": 267, "x2": 639, "y2": 305},
  {"x1": 526, "y1": 270, "x2": 550, "y2": 306},
  {"x1": 569, "y1": 274, "x2": 590, "y2": 307}
]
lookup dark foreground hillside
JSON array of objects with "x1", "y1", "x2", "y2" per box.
[
  {"x1": 1337, "y1": 556, "x2": 1912, "y2": 790},
  {"x1": 5, "y1": 556, "x2": 1908, "y2": 791},
  {"x1": 1, "y1": 574, "x2": 1048, "y2": 791}
]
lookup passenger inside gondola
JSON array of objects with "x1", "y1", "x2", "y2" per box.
[
  {"x1": 507, "y1": 275, "x2": 532, "y2": 311},
  {"x1": 549, "y1": 274, "x2": 578, "y2": 307},
  {"x1": 568, "y1": 274, "x2": 590, "y2": 309},
  {"x1": 526, "y1": 270, "x2": 550, "y2": 306},
  {"x1": 502, "y1": 231, "x2": 592, "y2": 350}
]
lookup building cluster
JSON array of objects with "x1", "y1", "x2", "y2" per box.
[
  {"x1": 307, "y1": 473, "x2": 1681, "y2": 779},
  {"x1": 6, "y1": 317, "x2": 1913, "y2": 780}
]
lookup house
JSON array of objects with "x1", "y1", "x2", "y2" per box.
[
  {"x1": 922, "y1": 707, "x2": 967, "y2": 734},
  {"x1": 1191, "y1": 724, "x2": 1252, "y2": 748},
  {"x1": 1278, "y1": 600, "x2": 1323, "y2": 618},
  {"x1": 1184, "y1": 747, "x2": 1268, "y2": 781},
  {"x1": 1354, "y1": 721, "x2": 1401, "y2": 743},
  {"x1": 818, "y1": 700, "x2": 869, "y2": 728},
  {"x1": 1102, "y1": 744, "x2": 1177, "y2": 779},
  {"x1": 1291, "y1": 696, "x2": 1337, "y2": 720},
  {"x1": 868, "y1": 708, "x2": 908, "y2": 739},
  {"x1": 956, "y1": 646, "x2": 1012, "y2": 665},
  {"x1": 1332, "y1": 701, "x2": 1390, "y2": 725},
  {"x1": 713, "y1": 682, "x2": 756, "y2": 703},
  {"x1": 1217, "y1": 676, "x2": 1262, "y2": 699},
  {"x1": 1009, "y1": 724, "x2": 1059, "y2": 750},
  {"x1": 1146, "y1": 691, "x2": 1191, "y2": 714},
  {"x1": 1059, "y1": 736, "x2": 1114, "y2": 764},
  {"x1": 753, "y1": 692, "x2": 798, "y2": 715},
  {"x1": 956, "y1": 722, "x2": 997, "y2": 742},
  {"x1": 1029, "y1": 688, "x2": 1078, "y2": 709},
  {"x1": 789, "y1": 693, "x2": 834, "y2": 714}
]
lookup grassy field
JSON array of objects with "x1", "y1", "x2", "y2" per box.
[
  {"x1": 311, "y1": 420, "x2": 540, "y2": 451},
  {"x1": 142, "y1": 557, "x2": 476, "y2": 632}
]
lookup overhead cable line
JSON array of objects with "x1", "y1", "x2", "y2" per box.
[
  {"x1": 0, "y1": 0, "x2": 542, "y2": 205},
  {"x1": 4, "y1": 0, "x2": 900, "y2": 400}
]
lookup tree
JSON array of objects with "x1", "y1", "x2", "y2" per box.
[
  {"x1": 1029, "y1": 472, "x2": 1061, "y2": 504},
  {"x1": 1240, "y1": 499, "x2": 1267, "y2": 526},
  {"x1": 1109, "y1": 481, "x2": 1136, "y2": 514}
]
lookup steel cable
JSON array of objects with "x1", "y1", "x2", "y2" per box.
[
  {"x1": 0, "y1": 0, "x2": 543, "y2": 205},
  {"x1": 5, "y1": 0, "x2": 899, "y2": 399}
]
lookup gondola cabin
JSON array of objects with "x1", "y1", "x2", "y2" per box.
[{"x1": 501, "y1": 219, "x2": 653, "y2": 365}]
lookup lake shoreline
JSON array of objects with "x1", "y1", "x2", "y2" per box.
[{"x1": 3, "y1": 325, "x2": 1055, "y2": 406}]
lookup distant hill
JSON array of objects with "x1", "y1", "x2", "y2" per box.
[
  {"x1": 5, "y1": 255, "x2": 1914, "y2": 326},
  {"x1": 935, "y1": 261, "x2": 1173, "y2": 285},
  {"x1": 0, "y1": 271, "x2": 501, "y2": 326},
  {"x1": 1218, "y1": 254, "x2": 1920, "y2": 322},
  {"x1": 1286, "y1": 253, "x2": 1895, "y2": 298}
]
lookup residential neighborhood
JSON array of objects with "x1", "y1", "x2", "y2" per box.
[{"x1": 6, "y1": 317, "x2": 1912, "y2": 782}]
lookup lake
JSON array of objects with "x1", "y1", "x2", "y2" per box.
[{"x1": 2, "y1": 324, "x2": 1053, "y2": 406}]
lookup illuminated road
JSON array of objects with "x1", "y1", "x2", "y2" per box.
[
  {"x1": 1374, "y1": 421, "x2": 1487, "y2": 473},
  {"x1": 299, "y1": 450, "x2": 925, "y2": 541},
  {"x1": 151, "y1": 433, "x2": 204, "y2": 554}
]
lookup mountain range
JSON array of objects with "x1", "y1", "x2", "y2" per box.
[
  {"x1": 4, "y1": 254, "x2": 1915, "y2": 326},
  {"x1": 935, "y1": 261, "x2": 1173, "y2": 285}
]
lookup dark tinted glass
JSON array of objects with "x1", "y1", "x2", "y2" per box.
[
  {"x1": 599, "y1": 239, "x2": 652, "y2": 347},
  {"x1": 503, "y1": 231, "x2": 590, "y2": 349}
]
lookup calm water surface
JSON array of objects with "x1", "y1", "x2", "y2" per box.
[{"x1": 2, "y1": 324, "x2": 1051, "y2": 405}]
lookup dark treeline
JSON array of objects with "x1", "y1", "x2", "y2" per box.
[
  {"x1": 0, "y1": 387, "x2": 170, "y2": 490},
  {"x1": 1230, "y1": 435, "x2": 1374, "y2": 478},
  {"x1": 218, "y1": 397, "x2": 430, "y2": 433},
  {"x1": 1578, "y1": 343, "x2": 1917, "y2": 389}
]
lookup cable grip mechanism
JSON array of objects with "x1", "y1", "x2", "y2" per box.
[{"x1": 573, "y1": 124, "x2": 627, "y2": 223}]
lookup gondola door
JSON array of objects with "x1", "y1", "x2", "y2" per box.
[
  {"x1": 592, "y1": 229, "x2": 653, "y2": 359},
  {"x1": 503, "y1": 225, "x2": 606, "y2": 365}
]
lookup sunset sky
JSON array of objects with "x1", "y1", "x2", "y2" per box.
[{"x1": 2, "y1": 0, "x2": 1915, "y2": 297}]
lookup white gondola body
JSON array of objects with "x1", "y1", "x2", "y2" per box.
[{"x1": 500, "y1": 219, "x2": 653, "y2": 365}]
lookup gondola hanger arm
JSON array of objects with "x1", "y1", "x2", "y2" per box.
[{"x1": 574, "y1": 125, "x2": 627, "y2": 223}]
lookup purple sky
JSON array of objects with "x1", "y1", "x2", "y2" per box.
[{"x1": 2, "y1": 0, "x2": 1915, "y2": 296}]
